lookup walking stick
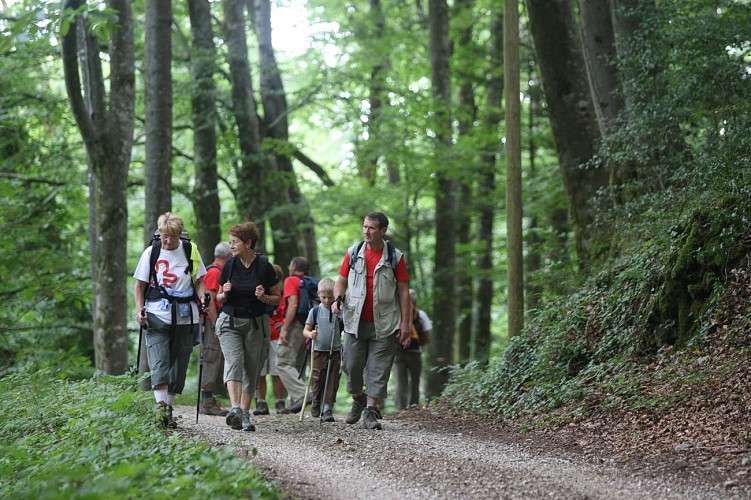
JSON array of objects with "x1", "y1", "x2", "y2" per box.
[
  {"x1": 299, "y1": 332, "x2": 316, "y2": 422},
  {"x1": 196, "y1": 293, "x2": 210, "y2": 424},
  {"x1": 320, "y1": 302, "x2": 340, "y2": 424},
  {"x1": 134, "y1": 306, "x2": 146, "y2": 377}
]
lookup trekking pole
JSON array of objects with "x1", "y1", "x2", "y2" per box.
[
  {"x1": 299, "y1": 332, "x2": 316, "y2": 423},
  {"x1": 196, "y1": 293, "x2": 210, "y2": 424},
  {"x1": 134, "y1": 306, "x2": 146, "y2": 377},
  {"x1": 320, "y1": 304, "x2": 340, "y2": 424}
]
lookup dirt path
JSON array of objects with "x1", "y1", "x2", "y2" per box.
[{"x1": 173, "y1": 406, "x2": 745, "y2": 499}]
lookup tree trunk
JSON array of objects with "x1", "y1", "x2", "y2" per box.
[
  {"x1": 505, "y1": 0, "x2": 523, "y2": 337},
  {"x1": 453, "y1": 0, "x2": 475, "y2": 366},
  {"x1": 61, "y1": 0, "x2": 135, "y2": 375},
  {"x1": 250, "y1": 0, "x2": 319, "y2": 272},
  {"x1": 222, "y1": 0, "x2": 267, "y2": 227},
  {"x1": 526, "y1": 0, "x2": 607, "y2": 268},
  {"x1": 188, "y1": 0, "x2": 222, "y2": 261},
  {"x1": 471, "y1": 7, "x2": 502, "y2": 365},
  {"x1": 425, "y1": 0, "x2": 455, "y2": 399},
  {"x1": 144, "y1": 0, "x2": 173, "y2": 245}
]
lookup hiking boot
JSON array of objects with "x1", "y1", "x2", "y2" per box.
[
  {"x1": 201, "y1": 396, "x2": 229, "y2": 416},
  {"x1": 345, "y1": 393, "x2": 367, "y2": 424},
  {"x1": 253, "y1": 400, "x2": 270, "y2": 416},
  {"x1": 311, "y1": 400, "x2": 321, "y2": 418},
  {"x1": 242, "y1": 411, "x2": 256, "y2": 432},
  {"x1": 361, "y1": 406, "x2": 382, "y2": 430},
  {"x1": 280, "y1": 397, "x2": 311, "y2": 415},
  {"x1": 159, "y1": 402, "x2": 178, "y2": 428},
  {"x1": 225, "y1": 406, "x2": 243, "y2": 430},
  {"x1": 275, "y1": 401, "x2": 286, "y2": 414},
  {"x1": 321, "y1": 409, "x2": 335, "y2": 423}
]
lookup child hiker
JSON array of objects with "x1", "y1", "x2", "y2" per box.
[{"x1": 303, "y1": 278, "x2": 342, "y2": 422}]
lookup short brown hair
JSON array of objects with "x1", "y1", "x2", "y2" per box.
[{"x1": 229, "y1": 222, "x2": 260, "y2": 249}]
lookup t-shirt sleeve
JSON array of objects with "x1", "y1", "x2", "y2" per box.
[
  {"x1": 282, "y1": 275, "x2": 302, "y2": 301},
  {"x1": 337, "y1": 251, "x2": 349, "y2": 278},
  {"x1": 218, "y1": 258, "x2": 232, "y2": 285},
  {"x1": 133, "y1": 246, "x2": 153, "y2": 282},
  {"x1": 263, "y1": 261, "x2": 278, "y2": 289},
  {"x1": 395, "y1": 255, "x2": 409, "y2": 282}
]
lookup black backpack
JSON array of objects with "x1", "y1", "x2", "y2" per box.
[{"x1": 296, "y1": 275, "x2": 321, "y2": 323}]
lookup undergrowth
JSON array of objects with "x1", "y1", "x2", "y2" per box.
[{"x1": 0, "y1": 365, "x2": 278, "y2": 499}]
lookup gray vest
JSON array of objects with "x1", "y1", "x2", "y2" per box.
[{"x1": 342, "y1": 242, "x2": 403, "y2": 338}]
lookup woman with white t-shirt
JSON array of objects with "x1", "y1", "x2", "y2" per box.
[{"x1": 133, "y1": 212, "x2": 207, "y2": 428}]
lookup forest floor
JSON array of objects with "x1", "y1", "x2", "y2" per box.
[{"x1": 174, "y1": 399, "x2": 750, "y2": 499}]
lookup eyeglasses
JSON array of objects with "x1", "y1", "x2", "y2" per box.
[
  {"x1": 228, "y1": 240, "x2": 243, "y2": 247},
  {"x1": 160, "y1": 234, "x2": 180, "y2": 241}
]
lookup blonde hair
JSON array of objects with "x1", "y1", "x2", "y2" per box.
[
  {"x1": 317, "y1": 277, "x2": 335, "y2": 295},
  {"x1": 157, "y1": 212, "x2": 184, "y2": 236}
]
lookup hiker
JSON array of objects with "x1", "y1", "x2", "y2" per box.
[
  {"x1": 303, "y1": 278, "x2": 342, "y2": 422},
  {"x1": 331, "y1": 211, "x2": 411, "y2": 430},
  {"x1": 216, "y1": 222, "x2": 281, "y2": 432},
  {"x1": 392, "y1": 288, "x2": 432, "y2": 410},
  {"x1": 254, "y1": 263, "x2": 288, "y2": 415},
  {"x1": 277, "y1": 257, "x2": 314, "y2": 414},
  {"x1": 134, "y1": 212, "x2": 208, "y2": 428},
  {"x1": 199, "y1": 241, "x2": 232, "y2": 417}
]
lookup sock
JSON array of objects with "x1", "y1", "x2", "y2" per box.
[
  {"x1": 154, "y1": 389, "x2": 169, "y2": 404},
  {"x1": 165, "y1": 393, "x2": 176, "y2": 405},
  {"x1": 323, "y1": 404, "x2": 332, "y2": 412}
]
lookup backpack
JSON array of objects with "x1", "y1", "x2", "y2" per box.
[
  {"x1": 145, "y1": 230, "x2": 200, "y2": 302},
  {"x1": 296, "y1": 275, "x2": 321, "y2": 323},
  {"x1": 347, "y1": 240, "x2": 398, "y2": 275}
]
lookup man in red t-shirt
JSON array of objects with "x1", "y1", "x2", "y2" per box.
[
  {"x1": 199, "y1": 242, "x2": 231, "y2": 416},
  {"x1": 277, "y1": 256, "x2": 312, "y2": 414},
  {"x1": 331, "y1": 211, "x2": 411, "y2": 430}
]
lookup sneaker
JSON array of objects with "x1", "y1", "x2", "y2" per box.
[
  {"x1": 253, "y1": 400, "x2": 270, "y2": 416},
  {"x1": 311, "y1": 400, "x2": 321, "y2": 418},
  {"x1": 275, "y1": 401, "x2": 286, "y2": 414},
  {"x1": 201, "y1": 396, "x2": 229, "y2": 416},
  {"x1": 361, "y1": 406, "x2": 382, "y2": 430},
  {"x1": 345, "y1": 393, "x2": 367, "y2": 424},
  {"x1": 226, "y1": 406, "x2": 243, "y2": 430},
  {"x1": 242, "y1": 411, "x2": 256, "y2": 432},
  {"x1": 321, "y1": 409, "x2": 335, "y2": 423}
]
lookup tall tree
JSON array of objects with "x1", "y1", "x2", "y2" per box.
[
  {"x1": 222, "y1": 0, "x2": 266, "y2": 227},
  {"x1": 143, "y1": 0, "x2": 173, "y2": 244},
  {"x1": 250, "y1": 0, "x2": 319, "y2": 271},
  {"x1": 425, "y1": 0, "x2": 456, "y2": 398},
  {"x1": 60, "y1": 0, "x2": 135, "y2": 374},
  {"x1": 505, "y1": 0, "x2": 523, "y2": 337},
  {"x1": 188, "y1": 0, "x2": 222, "y2": 261},
  {"x1": 471, "y1": 6, "x2": 503, "y2": 365},
  {"x1": 526, "y1": 0, "x2": 607, "y2": 267}
]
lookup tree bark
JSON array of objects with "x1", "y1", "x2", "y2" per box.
[
  {"x1": 250, "y1": 0, "x2": 319, "y2": 272},
  {"x1": 144, "y1": 0, "x2": 173, "y2": 245},
  {"x1": 61, "y1": 0, "x2": 135, "y2": 375},
  {"x1": 526, "y1": 0, "x2": 607, "y2": 268},
  {"x1": 505, "y1": 0, "x2": 523, "y2": 338},
  {"x1": 453, "y1": 0, "x2": 475, "y2": 366},
  {"x1": 222, "y1": 0, "x2": 266, "y2": 227},
  {"x1": 188, "y1": 0, "x2": 222, "y2": 261},
  {"x1": 425, "y1": 0, "x2": 455, "y2": 399},
  {"x1": 471, "y1": 7, "x2": 503, "y2": 365}
]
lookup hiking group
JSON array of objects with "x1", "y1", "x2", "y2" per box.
[{"x1": 133, "y1": 211, "x2": 431, "y2": 432}]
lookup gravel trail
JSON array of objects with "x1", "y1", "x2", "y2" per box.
[{"x1": 173, "y1": 406, "x2": 745, "y2": 499}]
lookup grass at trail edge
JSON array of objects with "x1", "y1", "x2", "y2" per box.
[{"x1": 0, "y1": 367, "x2": 279, "y2": 499}]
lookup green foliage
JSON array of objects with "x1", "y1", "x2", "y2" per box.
[
  {"x1": 0, "y1": 367, "x2": 278, "y2": 499},
  {"x1": 443, "y1": 0, "x2": 751, "y2": 418}
]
